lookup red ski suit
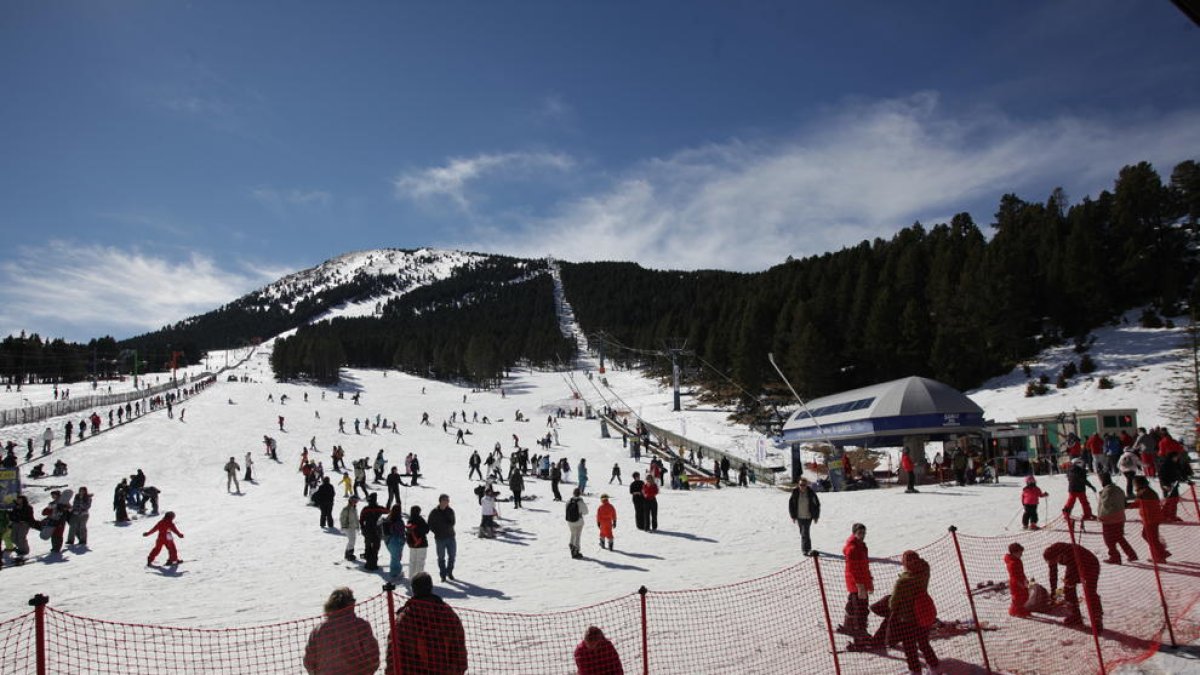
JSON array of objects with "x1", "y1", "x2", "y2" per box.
[{"x1": 144, "y1": 517, "x2": 183, "y2": 563}]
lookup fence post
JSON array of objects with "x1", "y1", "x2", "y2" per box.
[
  {"x1": 1147, "y1": 546, "x2": 1178, "y2": 648},
  {"x1": 638, "y1": 586, "x2": 649, "y2": 675},
  {"x1": 948, "y1": 526, "x2": 991, "y2": 673},
  {"x1": 1190, "y1": 484, "x2": 1200, "y2": 523},
  {"x1": 384, "y1": 583, "x2": 401, "y2": 674},
  {"x1": 809, "y1": 552, "x2": 842, "y2": 675},
  {"x1": 1064, "y1": 516, "x2": 1107, "y2": 675},
  {"x1": 29, "y1": 594, "x2": 48, "y2": 675}
]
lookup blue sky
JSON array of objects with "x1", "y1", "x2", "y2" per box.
[{"x1": 2, "y1": 1, "x2": 1199, "y2": 342}]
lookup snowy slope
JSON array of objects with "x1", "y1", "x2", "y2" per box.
[{"x1": 2, "y1": 300, "x2": 1198, "y2": 671}]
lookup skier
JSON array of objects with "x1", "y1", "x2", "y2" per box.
[
  {"x1": 340, "y1": 496, "x2": 360, "y2": 561},
  {"x1": 550, "y1": 462, "x2": 563, "y2": 501},
  {"x1": 225, "y1": 456, "x2": 241, "y2": 494},
  {"x1": 144, "y1": 511, "x2": 184, "y2": 566},
  {"x1": 596, "y1": 494, "x2": 616, "y2": 551},
  {"x1": 1117, "y1": 446, "x2": 1143, "y2": 498},
  {"x1": 428, "y1": 494, "x2": 457, "y2": 582},
  {"x1": 468, "y1": 451, "x2": 482, "y2": 480},
  {"x1": 41, "y1": 490, "x2": 72, "y2": 553},
  {"x1": 577, "y1": 458, "x2": 589, "y2": 495},
  {"x1": 278, "y1": 415, "x2": 285, "y2": 432},
  {"x1": 609, "y1": 463, "x2": 621, "y2": 485},
  {"x1": 1062, "y1": 458, "x2": 1096, "y2": 520},
  {"x1": 244, "y1": 452, "x2": 254, "y2": 482},
  {"x1": 566, "y1": 487, "x2": 588, "y2": 559},
  {"x1": 1021, "y1": 476, "x2": 1048, "y2": 530}
]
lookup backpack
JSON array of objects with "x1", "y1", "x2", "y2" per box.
[
  {"x1": 565, "y1": 498, "x2": 581, "y2": 523},
  {"x1": 914, "y1": 593, "x2": 937, "y2": 628}
]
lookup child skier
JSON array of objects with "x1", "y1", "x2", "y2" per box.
[
  {"x1": 1005, "y1": 542, "x2": 1030, "y2": 617},
  {"x1": 596, "y1": 494, "x2": 617, "y2": 551},
  {"x1": 1021, "y1": 476, "x2": 1049, "y2": 529},
  {"x1": 144, "y1": 512, "x2": 184, "y2": 565}
]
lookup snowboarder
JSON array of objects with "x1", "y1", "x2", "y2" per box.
[{"x1": 144, "y1": 512, "x2": 184, "y2": 565}]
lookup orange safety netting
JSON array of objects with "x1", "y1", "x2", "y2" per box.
[{"x1": 3, "y1": 488, "x2": 1199, "y2": 674}]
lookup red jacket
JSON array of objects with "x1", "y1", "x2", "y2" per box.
[
  {"x1": 843, "y1": 535, "x2": 873, "y2": 594},
  {"x1": 1158, "y1": 435, "x2": 1183, "y2": 457},
  {"x1": 641, "y1": 481, "x2": 659, "y2": 501},
  {"x1": 1066, "y1": 439, "x2": 1082, "y2": 457},
  {"x1": 575, "y1": 636, "x2": 624, "y2": 675},
  {"x1": 144, "y1": 517, "x2": 182, "y2": 544},
  {"x1": 1085, "y1": 434, "x2": 1104, "y2": 455},
  {"x1": 1004, "y1": 553, "x2": 1026, "y2": 587},
  {"x1": 901, "y1": 454, "x2": 915, "y2": 473}
]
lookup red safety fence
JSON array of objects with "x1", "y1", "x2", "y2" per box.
[{"x1": 3, "y1": 486, "x2": 1200, "y2": 674}]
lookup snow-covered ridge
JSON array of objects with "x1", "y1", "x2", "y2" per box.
[{"x1": 251, "y1": 248, "x2": 486, "y2": 315}]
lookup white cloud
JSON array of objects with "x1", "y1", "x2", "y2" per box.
[
  {"x1": 0, "y1": 242, "x2": 284, "y2": 341},
  {"x1": 393, "y1": 152, "x2": 575, "y2": 210},
  {"x1": 477, "y1": 93, "x2": 1200, "y2": 271}
]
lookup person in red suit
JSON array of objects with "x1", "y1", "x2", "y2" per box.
[
  {"x1": 144, "y1": 511, "x2": 184, "y2": 565},
  {"x1": 575, "y1": 625, "x2": 624, "y2": 675},
  {"x1": 1005, "y1": 543, "x2": 1030, "y2": 617},
  {"x1": 839, "y1": 523, "x2": 874, "y2": 645}
]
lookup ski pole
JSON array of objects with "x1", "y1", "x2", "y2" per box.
[{"x1": 1004, "y1": 506, "x2": 1023, "y2": 531}]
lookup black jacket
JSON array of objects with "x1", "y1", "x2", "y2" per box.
[
  {"x1": 629, "y1": 479, "x2": 645, "y2": 500},
  {"x1": 428, "y1": 506, "x2": 456, "y2": 540},
  {"x1": 1066, "y1": 465, "x2": 1095, "y2": 493},
  {"x1": 313, "y1": 482, "x2": 335, "y2": 508},
  {"x1": 788, "y1": 486, "x2": 822, "y2": 522}
]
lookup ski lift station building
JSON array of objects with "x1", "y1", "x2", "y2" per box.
[{"x1": 781, "y1": 376, "x2": 986, "y2": 449}]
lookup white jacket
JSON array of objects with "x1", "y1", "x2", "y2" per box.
[{"x1": 1117, "y1": 450, "x2": 1142, "y2": 474}]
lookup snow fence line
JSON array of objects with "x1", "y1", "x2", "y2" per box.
[
  {"x1": 4, "y1": 488, "x2": 1200, "y2": 674},
  {"x1": 0, "y1": 347, "x2": 255, "y2": 430}
]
